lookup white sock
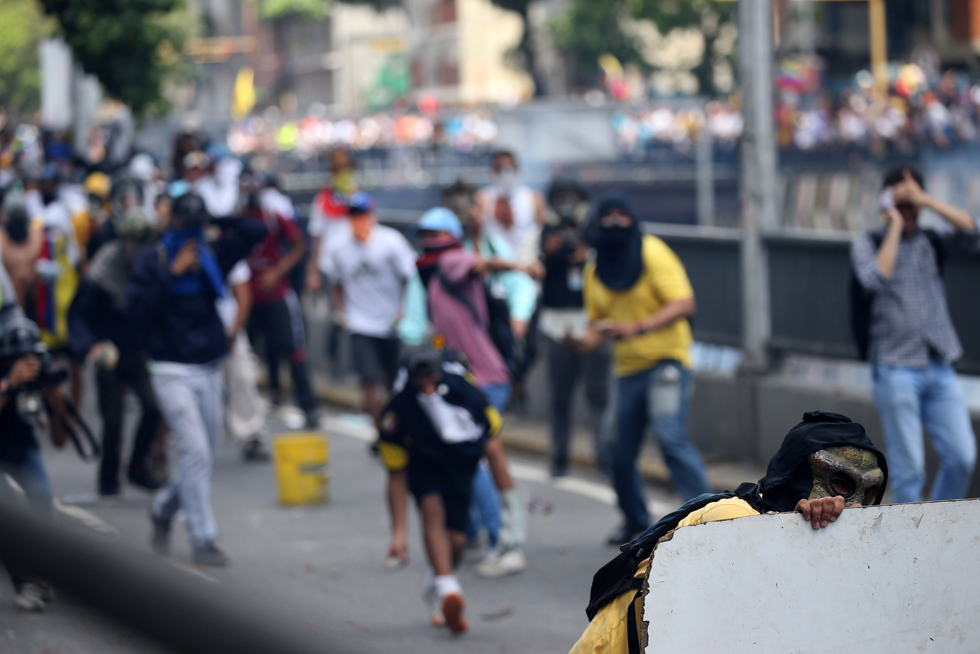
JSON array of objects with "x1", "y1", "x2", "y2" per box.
[{"x1": 434, "y1": 574, "x2": 462, "y2": 599}]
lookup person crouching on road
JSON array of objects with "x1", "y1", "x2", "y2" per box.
[
  {"x1": 379, "y1": 347, "x2": 505, "y2": 635},
  {"x1": 126, "y1": 192, "x2": 266, "y2": 567}
]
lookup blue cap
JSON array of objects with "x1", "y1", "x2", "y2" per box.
[
  {"x1": 348, "y1": 190, "x2": 375, "y2": 215},
  {"x1": 415, "y1": 207, "x2": 463, "y2": 239}
]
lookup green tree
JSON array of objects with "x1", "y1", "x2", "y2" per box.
[
  {"x1": 0, "y1": 0, "x2": 53, "y2": 115},
  {"x1": 39, "y1": 0, "x2": 192, "y2": 116},
  {"x1": 553, "y1": 0, "x2": 736, "y2": 96}
]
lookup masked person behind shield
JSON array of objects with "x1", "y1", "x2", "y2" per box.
[
  {"x1": 127, "y1": 192, "x2": 266, "y2": 566},
  {"x1": 69, "y1": 208, "x2": 163, "y2": 497},
  {"x1": 570, "y1": 411, "x2": 888, "y2": 654},
  {"x1": 539, "y1": 178, "x2": 612, "y2": 478},
  {"x1": 572, "y1": 192, "x2": 711, "y2": 546}
]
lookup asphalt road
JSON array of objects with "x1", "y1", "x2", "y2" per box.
[{"x1": 0, "y1": 398, "x2": 681, "y2": 654}]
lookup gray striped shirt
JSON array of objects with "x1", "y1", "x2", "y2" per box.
[{"x1": 851, "y1": 225, "x2": 978, "y2": 367}]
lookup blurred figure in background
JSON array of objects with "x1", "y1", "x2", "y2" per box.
[
  {"x1": 87, "y1": 177, "x2": 144, "y2": 260},
  {"x1": 0, "y1": 193, "x2": 42, "y2": 309},
  {"x1": 127, "y1": 192, "x2": 266, "y2": 566},
  {"x1": 851, "y1": 167, "x2": 979, "y2": 503},
  {"x1": 307, "y1": 147, "x2": 358, "y2": 373},
  {"x1": 242, "y1": 175, "x2": 318, "y2": 427},
  {"x1": 477, "y1": 150, "x2": 546, "y2": 264},
  {"x1": 539, "y1": 179, "x2": 611, "y2": 478},
  {"x1": 182, "y1": 149, "x2": 241, "y2": 218},
  {"x1": 69, "y1": 208, "x2": 162, "y2": 497},
  {"x1": 321, "y1": 192, "x2": 415, "y2": 429},
  {"x1": 218, "y1": 259, "x2": 270, "y2": 461},
  {"x1": 407, "y1": 207, "x2": 531, "y2": 578},
  {"x1": 31, "y1": 164, "x2": 83, "y2": 406},
  {"x1": 0, "y1": 313, "x2": 69, "y2": 612},
  {"x1": 574, "y1": 193, "x2": 711, "y2": 546}
]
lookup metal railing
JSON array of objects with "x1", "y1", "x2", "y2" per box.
[{"x1": 646, "y1": 223, "x2": 980, "y2": 375}]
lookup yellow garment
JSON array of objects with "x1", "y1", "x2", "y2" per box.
[
  {"x1": 71, "y1": 210, "x2": 92, "y2": 250},
  {"x1": 584, "y1": 235, "x2": 694, "y2": 377},
  {"x1": 569, "y1": 498, "x2": 759, "y2": 654}
]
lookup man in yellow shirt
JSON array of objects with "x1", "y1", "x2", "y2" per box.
[
  {"x1": 571, "y1": 410, "x2": 888, "y2": 654},
  {"x1": 577, "y1": 193, "x2": 710, "y2": 545}
]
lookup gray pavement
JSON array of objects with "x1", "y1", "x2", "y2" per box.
[{"x1": 0, "y1": 400, "x2": 684, "y2": 654}]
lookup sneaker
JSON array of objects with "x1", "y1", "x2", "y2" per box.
[
  {"x1": 192, "y1": 542, "x2": 229, "y2": 567},
  {"x1": 422, "y1": 584, "x2": 444, "y2": 627},
  {"x1": 606, "y1": 522, "x2": 648, "y2": 547},
  {"x1": 149, "y1": 509, "x2": 171, "y2": 556},
  {"x1": 14, "y1": 583, "x2": 46, "y2": 612},
  {"x1": 242, "y1": 438, "x2": 271, "y2": 462},
  {"x1": 440, "y1": 592, "x2": 468, "y2": 634},
  {"x1": 476, "y1": 548, "x2": 527, "y2": 578}
]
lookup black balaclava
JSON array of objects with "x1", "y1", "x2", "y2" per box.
[
  {"x1": 757, "y1": 411, "x2": 888, "y2": 513},
  {"x1": 591, "y1": 191, "x2": 644, "y2": 291}
]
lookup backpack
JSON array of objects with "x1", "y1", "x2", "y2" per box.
[
  {"x1": 849, "y1": 229, "x2": 945, "y2": 360},
  {"x1": 437, "y1": 270, "x2": 520, "y2": 380},
  {"x1": 585, "y1": 482, "x2": 764, "y2": 622}
]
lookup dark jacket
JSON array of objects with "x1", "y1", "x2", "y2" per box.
[
  {"x1": 68, "y1": 280, "x2": 145, "y2": 360},
  {"x1": 126, "y1": 217, "x2": 266, "y2": 365}
]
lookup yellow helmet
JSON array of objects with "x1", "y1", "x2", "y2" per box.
[{"x1": 83, "y1": 172, "x2": 111, "y2": 199}]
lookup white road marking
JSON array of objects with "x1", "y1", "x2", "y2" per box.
[
  {"x1": 171, "y1": 563, "x2": 220, "y2": 584},
  {"x1": 54, "y1": 499, "x2": 118, "y2": 535}
]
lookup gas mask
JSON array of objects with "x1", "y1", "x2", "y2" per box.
[{"x1": 807, "y1": 446, "x2": 884, "y2": 507}]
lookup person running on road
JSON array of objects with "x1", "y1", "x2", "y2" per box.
[
  {"x1": 127, "y1": 192, "x2": 266, "y2": 566},
  {"x1": 379, "y1": 346, "x2": 505, "y2": 635},
  {"x1": 321, "y1": 191, "x2": 416, "y2": 428}
]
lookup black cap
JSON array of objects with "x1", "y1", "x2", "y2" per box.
[{"x1": 172, "y1": 192, "x2": 212, "y2": 225}]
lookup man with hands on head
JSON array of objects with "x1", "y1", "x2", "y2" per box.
[{"x1": 851, "y1": 167, "x2": 978, "y2": 505}]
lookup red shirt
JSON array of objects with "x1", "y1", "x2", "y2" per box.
[{"x1": 246, "y1": 209, "x2": 302, "y2": 305}]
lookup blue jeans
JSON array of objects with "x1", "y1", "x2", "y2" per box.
[
  {"x1": 873, "y1": 360, "x2": 977, "y2": 503},
  {"x1": 613, "y1": 361, "x2": 711, "y2": 528},
  {"x1": 468, "y1": 383, "x2": 511, "y2": 548}
]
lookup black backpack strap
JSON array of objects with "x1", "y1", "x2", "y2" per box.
[{"x1": 921, "y1": 229, "x2": 946, "y2": 275}]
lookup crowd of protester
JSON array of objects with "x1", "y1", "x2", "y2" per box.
[{"x1": 1, "y1": 100, "x2": 978, "y2": 633}]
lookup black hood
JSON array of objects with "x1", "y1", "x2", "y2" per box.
[
  {"x1": 590, "y1": 191, "x2": 644, "y2": 291},
  {"x1": 758, "y1": 410, "x2": 888, "y2": 513}
]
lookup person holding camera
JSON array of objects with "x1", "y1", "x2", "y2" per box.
[
  {"x1": 851, "y1": 166, "x2": 979, "y2": 503},
  {"x1": 127, "y1": 192, "x2": 266, "y2": 566},
  {"x1": 0, "y1": 312, "x2": 69, "y2": 612},
  {"x1": 538, "y1": 179, "x2": 612, "y2": 479}
]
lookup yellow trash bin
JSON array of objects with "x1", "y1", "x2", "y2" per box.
[{"x1": 273, "y1": 433, "x2": 330, "y2": 506}]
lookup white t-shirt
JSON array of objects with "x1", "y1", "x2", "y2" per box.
[
  {"x1": 216, "y1": 260, "x2": 251, "y2": 333},
  {"x1": 482, "y1": 185, "x2": 540, "y2": 264},
  {"x1": 194, "y1": 158, "x2": 242, "y2": 217},
  {"x1": 321, "y1": 225, "x2": 416, "y2": 338}
]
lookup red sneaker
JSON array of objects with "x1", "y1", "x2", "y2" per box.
[{"x1": 441, "y1": 592, "x2": 469, "y2": 634}]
